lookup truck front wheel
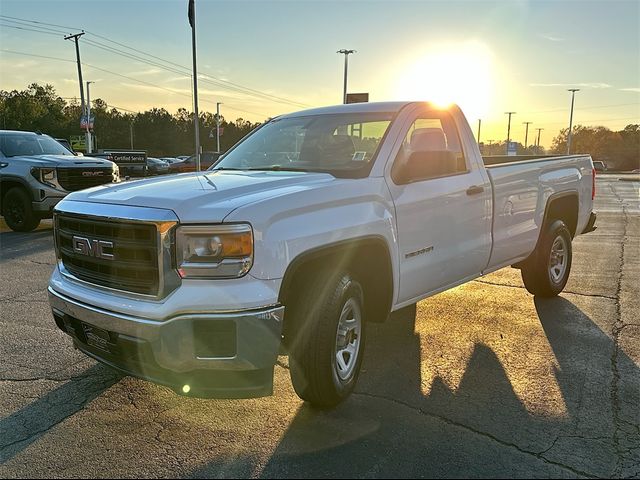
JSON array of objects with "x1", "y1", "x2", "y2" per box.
[
  {"x1": 288, "y1": 271, "x2": 365, "y2": 408},
  {"x1": 521, "y1": 219, "x2": 572, "y2": 297},
  {"x1": 3, "y1": 187, "x2": 40, "y2": 232}
]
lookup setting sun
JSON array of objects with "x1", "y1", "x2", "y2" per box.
[{"x1": 394, "y1": 41, "x2": 494, "y2": 120}]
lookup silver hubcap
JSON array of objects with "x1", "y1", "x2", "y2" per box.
[
  {"x1": 549, "y1": 235, "x2": 568, "y2": 283},
  {"x1": 334, "y1": 297, "x2": 362, "y2": 382}
]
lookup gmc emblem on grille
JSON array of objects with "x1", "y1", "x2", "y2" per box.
[
  {"x1": 82, "y1": 171, "x2": 103, "y2": 177},
  {"x1": 72, "y1": 236, "x2": 114, "y2": 260}
]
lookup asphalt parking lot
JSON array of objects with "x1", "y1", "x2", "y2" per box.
[{"x1": 0, "y1": 174, "x2": 638, "y2": 478}]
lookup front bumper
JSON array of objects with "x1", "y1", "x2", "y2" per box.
[
  {"x1": 48, "y1": 287, "x2": 284, "y2": 398},
  {"x1": 32, "y1": 194, "x2": 65, "y2": 215}
]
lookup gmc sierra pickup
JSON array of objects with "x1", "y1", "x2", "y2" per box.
[{"x1": 48, "y1": 102, "x2": 597, "y2": 407}]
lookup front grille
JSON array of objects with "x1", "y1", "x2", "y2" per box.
[
  {"x1": 57, "y1": 167, "x2": 113, "y2": 192},
  {"x1": 57, "y1": 214, "x2": 159, "y2": 295}
]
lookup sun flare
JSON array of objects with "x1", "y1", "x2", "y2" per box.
[{"x1": 394, "y1": 41, "x2": 494, "y2": 120}]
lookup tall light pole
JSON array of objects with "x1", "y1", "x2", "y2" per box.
[
  {"x1": 216, "y1": 102, "x2": 222, "y2": 153},
  {"x1": 85, "y1": 81, "x2": 94, "y2": 153},
  {"x1": 523, "y1": 121, "x2": 532, "y2": 150},
  {"x1": 188, "y1": 0, "x2": 201, "y2": 171},
  {"x1": 64, "y1": 32, "x2": 86, "y2": 150},
  {"x1": 477, "y1": 119, "x2": 482, "y2": 144},
  {"x1": 505, "y1": 111, "x2": 516, "y2": 154},
  {"x1": 337, "y1": 49, "x2": 356, "y2": 104},
  {"x1": 129, "y1": 121, "x2": 134, "y2": 149},
  {"x1": 566, "y1": 88, "x2": 580, "y2": 154},
  {"x1": 536, "y1": 128, "x2": 544, "y2": 150}
]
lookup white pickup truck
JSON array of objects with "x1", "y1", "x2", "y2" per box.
[{"x1": 48, "y1": 101, "x2": 597, "y2": 407}]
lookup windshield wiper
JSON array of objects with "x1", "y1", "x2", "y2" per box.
[{"x1": 246, "y1": 165, "x2": 309, "y2": 172}]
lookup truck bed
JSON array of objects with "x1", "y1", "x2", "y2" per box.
[
  {"x1": 483, "y1": 154, "x2": 581, "y2": 167},
  {"x1": 482, "y1": 153, "x2": 594, "y2": 270}
]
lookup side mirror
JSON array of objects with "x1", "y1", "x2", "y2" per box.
[{"x1": 395, "y1": 150, "x2": 458, "y2": 184}]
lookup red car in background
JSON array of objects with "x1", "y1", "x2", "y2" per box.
[{"x1": 169, "y1": 151, "x2": 221, "y2": 173}]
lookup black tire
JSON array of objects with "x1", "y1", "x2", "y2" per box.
[
  {"x1": 288, "y1": 271, "x2": 365, "y2": 408},
  {"x1": 2, "y1": 187, "x2": 40, "y2": 232},
  {"x1": 521, "y1": 219, "x2": 572, "y2": 297}
]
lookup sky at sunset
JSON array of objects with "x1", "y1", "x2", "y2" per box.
[{"x1": 1, "y1": 0, "x2": 638, "y2": 147}]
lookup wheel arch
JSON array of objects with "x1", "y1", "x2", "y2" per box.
[
  {"x1": 0, "y1": 176, "x2": 34, "y2": 209},
  {"x1": 543, "y1": 191, "x2": 579, "y2": 238},
  {"x1": 278, "y1": 235, "x2": 395, "y2": 327}
]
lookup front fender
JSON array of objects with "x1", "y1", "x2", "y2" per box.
[{"x1": 224, "y1": 177, "x2": 399, "y2": 293}]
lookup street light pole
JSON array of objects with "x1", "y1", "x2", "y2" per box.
[
  {"x1": 216, "y1": 102, "x2": 222, "y2": 153},
  {"x1": 337, "y1": 49, "x2": 356, "y2": 104},
  {"x1": 505, "y1": 111, "x2": 516, "y2": 154},
  {"x1": 567, "y1": 88, "x2": 580, "y2": 155},
  {"x1": 523, "y1": 121, "x2": 532, "y2": 150},
  {"x1": 129, "y1": 121, "x2": 134, "y2": 149},
  {"x1": 86, "y1": 81, "x2": 94, "y2": 153},
  {"x1": 477, "y1": 119, "x2": 482, "y2": 144}
]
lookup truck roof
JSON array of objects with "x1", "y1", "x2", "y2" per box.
[{"x1": 281, "y1": 101, "x2": 433, "y2": 118}]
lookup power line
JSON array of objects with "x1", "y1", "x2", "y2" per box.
[
  {"x1": 1, "y1": 17, "x2": 69, "y2": 35},
  {"x1": 81, "y1": 37, "x2": 309, "y2": 108},
  {"x1": 1, "y1": 14, "x2": 310, "y2": 108},
  {"x1": 0, "y1": 23, "x2": 61, "y2": 36},
  {"x1": 1, "y1": 49, "x2": 272, "y2": 118},
  {"x1": 0, "y1": 14, "x2": 77, "y2": 32}
]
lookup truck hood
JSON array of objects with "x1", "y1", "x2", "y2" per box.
[
  {"x1": 65, "y1": 170, "x2": 337, "y2": 222},
  {"x1": 12, "y1": 154, "x2": 114, "y2": 167}
]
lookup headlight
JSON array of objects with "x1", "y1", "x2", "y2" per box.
[
  {"x1": 31, "y1": 167, "x2": 60, "y2": 188},
  {"x1": 176, "y1": 224, "x2": 253, "y2": 278}
]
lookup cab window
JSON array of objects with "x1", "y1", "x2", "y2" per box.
[{"x1": 392, "y1": 112, "x2": 467, "y2": 184}]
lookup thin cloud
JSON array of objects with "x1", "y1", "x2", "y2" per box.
[
  {"x1": 530, "y1": 83, "x2": 612, "y2": 89},
  {"x1": 620, "y1": 87, "x2": 640, "y2": 92},
  {"x1": 540, "y1": 34, "x2": 565, "y2": 42},
  {"x1": 128, "y1": 68, "x2": 163, "y2": 76}
]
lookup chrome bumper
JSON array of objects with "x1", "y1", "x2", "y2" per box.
[{"x1": 48, "y1": 287, "x2": 284, "y2": 398}]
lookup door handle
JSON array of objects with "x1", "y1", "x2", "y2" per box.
[{"x1": 466, "y1": 185, "x2": 484, "y2": 195}]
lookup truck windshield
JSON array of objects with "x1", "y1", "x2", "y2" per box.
[
  {"x1": 211, "y1": 112, "x2": 395, "y2": 177},
  {"x1": 0, "y1": 133, "x2": 73, "y2": 157}
]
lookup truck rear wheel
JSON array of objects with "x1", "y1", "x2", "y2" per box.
[
  {"x1": 288, "y1": 271, "x2": 365, "y2": 408},
  {"x1": 521, "y1": 219, "x2": 572, "y2": 297},
  {"x1": 3, "y1": 187, "x2": 40, "y2": 232}
]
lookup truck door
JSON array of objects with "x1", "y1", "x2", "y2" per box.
[{"x1": 386, "y1": 108, "x2": 492, "y2": 304}]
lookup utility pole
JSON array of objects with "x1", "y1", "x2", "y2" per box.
[
  {"x1": 566, "y1": 88, "x2": 580, "y2": 155},
  {"x1": 477, "y1": 119, "x2": 482, "y2": 144},
  {"x1": 86, "y1": 81, "x2": 94, "y2": 153},
  {"x1": 536, "y1": 128, "x2": 544, "y2": 150},
  {"x1": 523, "y1": 121, "x2": 532, "y2": 150},
  {"x1": 337, "y1": 49, "x2": 356, "y2": 104},
  {"x1": 188, "y1": 0, "x2": 201, "y2": 171},
  {"x1": 216, "y1": 102, "x2": 222, "y2": 153},
  {"x1": 64, "y1": 32, "x2": 86, "y2": 150},
  {"x1": 129, "y1": 121, "x2": 134, "y2": 149},
  {"x1": 505, "y1": 111, "x2": 516, "y2": 154}
]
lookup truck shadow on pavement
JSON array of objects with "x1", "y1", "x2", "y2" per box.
[
  {"x1": 246, "y1": 296, "x2": 635, "y2": 478},
  {"x1": 0, "y1": 228, "x2": 54, "y2": 262},
  {"x1": 0, "y1": 364, "x2": 121, "y2": 464}
]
